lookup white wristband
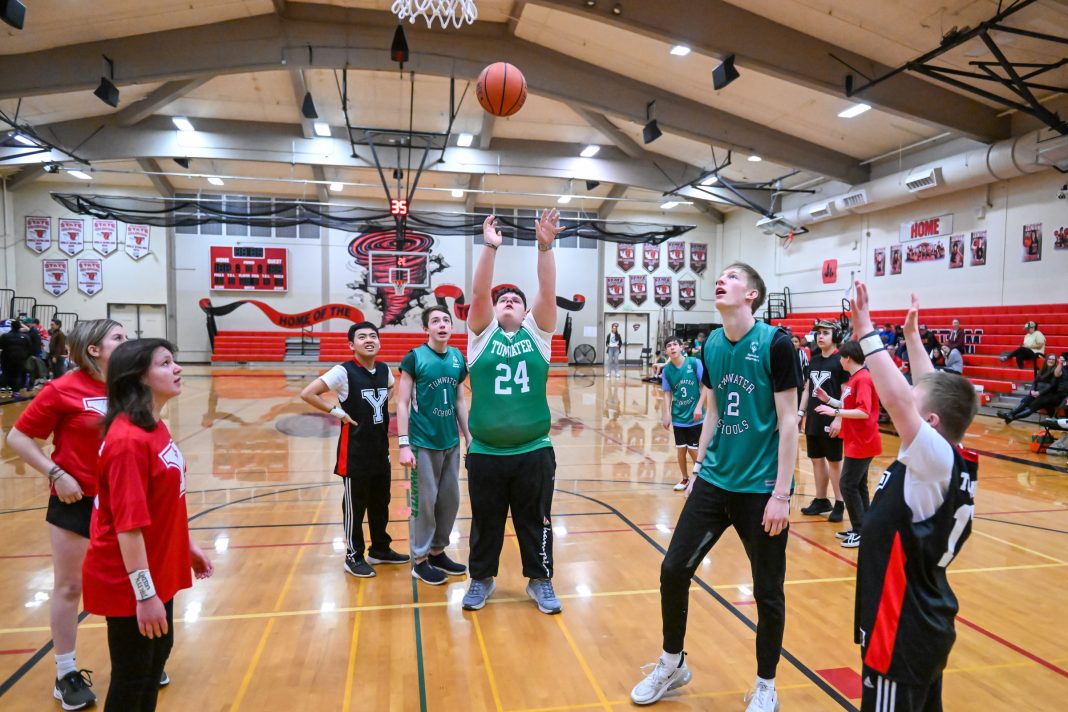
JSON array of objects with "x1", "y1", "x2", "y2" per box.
[
  {"x1": 129, "y1": 569, "x2": 157, "y2": 601},
  {"x1": 859, "y1": 333, "x2": 885, "y2": 357},
  {"x1": 797, "y1": 409, "x2": 805, "y2": 418},
  {"x1": 329, "y1": 406, "x2": 347, "y2": 420},
  {"x1": 398, "y1": 435, "x2": 410, "y2": 447},
  {"x1": 692, "y1": 461, "x2": 703, "y2": 476}
]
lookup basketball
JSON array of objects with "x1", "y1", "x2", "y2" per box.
[{"x1": 476, "y1": 62, "x2": 527, "y2": 117}]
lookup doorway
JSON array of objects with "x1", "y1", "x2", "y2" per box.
[
  {"x1": 602, "y1": 312, "x2": 650, "y2": 366},
  {"x1": 108, "y1": 303, "x2": 167, "y2": 339}
]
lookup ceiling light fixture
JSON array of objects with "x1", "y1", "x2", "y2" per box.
[
  {"x1": 329, "y1": 182, "x2": 343, "y2": 192},
  {"x1": 207, "y1": 176, "x2": 224, "y2": 186},
  {"x1": 643, "y1": 100, "x2": 662, "y2": 145},
  {"x1": 660, "y1": 200, "x2": 679, "y2": 209},
  {"x1": 12, "y1": 132, "x2": 35, "y2": 146},
  {"x1": 66, "y1": 170, "x2": 92, "y2": 180},
  {"x1": 456, "y1": 133, "x2": 474, "y2": 147},
  {"x1": 611, "y1": 3, "x2": 622, "y2": 15},
  {"x1": 557, "y1": 194, "x2": 572, "y2": 204},
  {"x1": 837, "y1": 103, "x2": 871, "y2": 118},
  {"x1": 94, "y1": 55, "x2": 120, "y2": 108},
  {"x1": 580, "y1": 144, "x2": 600, "y2": 158},
  {"x1": 712, "y1": 54, "x2": 739, "y2": 91},
  {"x1": 670, "y1": 45, "x2": 691, "y2": 57},
  {"x1": 747, "y1": 155, "x2": 762, "y2": 162},
  {"x1": 313, "y1": 121, "x2": 331, "y2": 137},
  {"x1": 700, "y1": 174, "x2": 719, "y2": 185},
  {"x1": 171, "y1": 116, "x2": 195, "y2": 132},
  {"x1": 451, "y1": 188, "x2": 465, "y2": 198}
]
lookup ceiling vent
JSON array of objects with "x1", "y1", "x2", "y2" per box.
[
  {"x1": 836, "y1": 190, "x2": 869, "y2": 211},
  {"x1": 807, "y1": 201, "x2": 836, "y2": 220},
  {"x1": 1036, "y1": 133, "x2": 1068, "y2": 172},
  {"x1": 905, "y1": 167, "x2": 943, "y2": 193}
]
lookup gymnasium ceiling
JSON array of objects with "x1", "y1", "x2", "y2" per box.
[{"x1": 1, "y1": 0, "x2": 1066, "y2": 220}]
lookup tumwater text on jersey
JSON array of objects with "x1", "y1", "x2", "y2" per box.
[{"x1": 491, "y1": 339, "x2": 536, "y2": 358}]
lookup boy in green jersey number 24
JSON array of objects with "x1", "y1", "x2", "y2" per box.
[
  {"x1": 396, "y1": 305, "x2": 472, "y2": 586},
  {"x1": 632, "y1": 263, "x2": 801, "y2": 712},
  {"x1": 461, "y1": 209, "x2": 564, "y2": 615}
]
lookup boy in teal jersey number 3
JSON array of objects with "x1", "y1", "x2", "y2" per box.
[
  {"x1": 462, "y1": 209, "x2": 564, "y2": 614},
  {"x1": 396, "y1": 306, "x2": 472, "y2": 586},
  {"x1": 632, "y1": 263, "x2": 802, "y2": 711},
  {"x1": 660, "y1": 337, "x2": 708, "y2": 492}
]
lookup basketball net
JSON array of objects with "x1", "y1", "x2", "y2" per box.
[
  {"x1": 391, "y1": 0, "x2": 478, "y2": 29},
  {"x1": 393, "y1": 278, "x2": 407, "y2": 296}
]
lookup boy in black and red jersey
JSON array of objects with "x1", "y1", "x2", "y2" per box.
[{"x1": 848, "y1": 284, "x2": 979, "y2": 712}]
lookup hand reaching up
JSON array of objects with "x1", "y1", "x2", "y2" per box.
[{"x1": 482, "y1": 215, "x2": 503, "y2": 248}]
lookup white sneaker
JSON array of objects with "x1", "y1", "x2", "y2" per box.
[
  {"x1": 630, "y1": 653, "x2": 692, "y2": 705},
  {"x1": 744, "y1": 679, "x2": 780, "y2": 712},
  {"x1": 841, "y1": 532, "x2": 861, "y2": 549},
  {"x1": 673, "y1": 479, "x2": 689, "y2": 492}
]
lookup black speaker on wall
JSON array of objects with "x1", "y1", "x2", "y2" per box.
[{"x1": 1, "y1": 0, "x2": 26, "y2": 29}]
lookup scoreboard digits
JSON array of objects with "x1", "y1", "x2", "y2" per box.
[{"x1": 211, "y1": 246, "x2": 288, "y2": 292}]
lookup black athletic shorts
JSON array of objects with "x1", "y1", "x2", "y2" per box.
[
  {"x1": 805, "y1": 434, "x2": 843, "y2": 462},
  {"x1": 45, "y1": 495, "x2": 93, "y2": 539},
  {"x1": 673, "y1": 424, "x2": 702, "y2": 449}
]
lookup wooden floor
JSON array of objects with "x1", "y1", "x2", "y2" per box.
[{"x1": 1, "y1": 365, "x2": 1066, "y2": 711}]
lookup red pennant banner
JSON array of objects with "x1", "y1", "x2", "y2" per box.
[
  {"x1": 689, "y1": 242, "x2": 707, "y2": 274},
  {"x1": 77, "y1": 258, "x2": 102, "y2": 296},
  {"x1": 642, "y1": 244, "x2": 660, "y2": 272},
  {"x1": 25, "y1": 216, "x2": 51, "y2": 254},
  {"x1": 59, "y1": 218, "x2": 85, "y2": 256},
  {"x1": 629, "y1": 274, "x2": 647, "y2": 306},
  {"x1": 654, "y1": 276, "x2": 672, "y2": 307},
  {"x1": 606, "y1": 276, "x2": 624, "y2": 308},
  {"x1": 42, "y1": 259, "x2": 69, "y2": 296},
  {"x1": 125, "y1": 224, "x2": 151, "y2": 260},
  {"x1": 616, "y1": 243, "x2": 635, "y2": 272},
  {"x1": 666, "y1": 241, "x2": 685, "y2": 272},
  {"x1": 678, "y1": 279, "x2": 696, "y2": 311},
  {"x1": 92, "y1": 219, "x2": 118, "y2": 256}
]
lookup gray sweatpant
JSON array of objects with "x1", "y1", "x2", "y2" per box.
[{"x1": 409, "y1": 445, "x2": 462, "y2": 560}]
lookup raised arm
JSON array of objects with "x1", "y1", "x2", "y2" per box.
[
  {"x1": 469, "y1": 216, "x2": 503, "y2": 335},
  {"x1": 530, "y1": 208, "x2": 562, "y2": 333},
  {"x1": 902, "y1": 293, "x2": 935, "y2": 381}
]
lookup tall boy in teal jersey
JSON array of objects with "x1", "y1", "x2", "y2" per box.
[
  {"x1": 632, "y1": 263, "x2": 801, "y2": 712},
  {"x1": 461, "y1": 209, "x2": 565, "y2": 615},
  {"x1": 660, "y1": 337, "x2": 707, "y2": 492},
  {"x1": 396, "y1": 305, "x2": 471, "y2": 586}
]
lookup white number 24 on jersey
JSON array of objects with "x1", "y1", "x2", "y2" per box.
[{"x1": 494, "y1": 361, "x2": 531, "y2": 395}]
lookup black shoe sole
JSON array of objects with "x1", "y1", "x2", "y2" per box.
[
  {"x1": 411, "y1": 568, "x2": 447, "y2": 586},
  {"x1": 367, "y1": 553, "x2": 410, "y2": 565},
  {"x1": 344, "y1": 565, "x2": 376, "y2": 578}
]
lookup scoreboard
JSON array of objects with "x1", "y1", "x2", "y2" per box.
[{"x1": 210, "y1": 245, "x2": 288, "y2": 292}]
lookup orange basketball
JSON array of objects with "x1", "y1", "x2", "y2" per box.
[{"x1": 476, "y1": 62, "x2": 527, "y2": 117}]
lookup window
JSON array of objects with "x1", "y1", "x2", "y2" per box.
[
  {"x1": 169, "y1": 193, "x2": 320, "y2": 239},
  {"x1": 473, "y1": 207, "x2": 597, "y2": 249}
]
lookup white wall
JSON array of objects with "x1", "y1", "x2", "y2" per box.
[{"x1": 723, "y1": 168, "x2": 1068, "y2": 313}]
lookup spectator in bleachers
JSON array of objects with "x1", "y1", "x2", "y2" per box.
[
  {"x1": 1000, "y1": 321, "x2": 1046, "y2": 371},
  {"x1": 1000, "y1": 353, "x2": 1065, "y2": 423},
  {"x1": 921, "y1": 325, "x2": 944, "y2": 368},
  {"x1": 946, "y1": 319, "x2": 967, "y2": 353},
  {"x1": 48, "y1": 319, "x2": 68, "y2": 380},
  {"x1": 940, "y1": 343, "x2": 964, "y2": 375},
  {"x1": 0, "y1": 320, "x2": 33, "y2": 396},
  {"x1": 23, "y1": 316, "x2": 42, "y2": 359},
  {"x1": 879, "y1": 323, "x2": 896, "y2": 347}
]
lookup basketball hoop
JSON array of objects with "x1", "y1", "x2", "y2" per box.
[
  {"x1": 391, "y1": 0, "x2": 478, "y2": 29},
  {"x1": 392, "y1": 278, "x2": 407, "y2": 296}
]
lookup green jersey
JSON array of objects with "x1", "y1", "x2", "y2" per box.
[
  {"x1": 661, "y1": 356, "x2": 705, "y2": 426},
  {"x1": 399, "y1": 344, "x2": 468, "y2": 450},
  {"x1": 467, "y1": 312, "x2": 552, "y2": 455},
  {"x1": 700, "y1": 321, "x2": 790, "y2": 493}
]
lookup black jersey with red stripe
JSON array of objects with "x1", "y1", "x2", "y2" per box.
[
  {"x1": 333, "y1": 361, "x2": 391, "y2": 477},
  {"x1": 854, "y1": 445, "x2": 979, "y2": 685}
]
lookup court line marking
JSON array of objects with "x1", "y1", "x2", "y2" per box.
[
  {"x1": 968, "y1": 529, "x2": 1067, "y2": 564},
  {"x1": 341, "y1": 579, "x2": 367, "y2": 711},
  {"x1": 975, "y1": 516, "x2": 1068, "y2": 536},
  {"x1": 504, "y1": 681, "x2": 816, "y2": 712},
  {"x1": 554, "y1": 612, "x2": 613, "y2": 711},
  {"x1": 471, "y1": 613, "x2": 505, "y2": 712}
]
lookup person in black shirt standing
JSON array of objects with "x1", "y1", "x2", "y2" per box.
[
  {"x1": 797, "y1": 320, "x2": 848, "y2": 523},
  {"x1": 0, "y1": 320, "x2": 33, "y2": 396},
  {"x1": 849, "y1": 286, "x2": 979, "y2": 712},
  {"x1": 301, "y1": 322, "x2": 410, "y2": 577}
]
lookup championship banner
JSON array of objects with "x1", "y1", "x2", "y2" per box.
[
  {"x1": 629, "y1": 274, "x2": 647, "y2": 306},
  {"x1": 42, "y1": 259, "x2": 69, "y2": 296},
  {"x1": 1023, "y1": 223, "x2": 1042, "y2": 262},
  {"x1": 606, "y1": 276, "x2": 624, "y2": 308},
  {"x1": 616, "y1": 243, "x2": 635, "y2": 272},
  {"x1": 76, "y1": 258, "x2": 102, "y2": 296},
  {"x1": 666, "y1": 241, "x2": 685, "y2": 272},
  {"x1": 92, "y1": 219, "x2": 119, "y2": 256},
  {"x1": 25, "y1": 216, "x2": 51, "y2": 254},
  {"x1": 970, "y1": 231, "x2": 986, "y2": 266},
  {"x1": 198, "y1": 298, "x2": 366, "y2": 329},
  {"x1": 642, "y1": 244, "x2": 660, "y2": 272},
  {"x1": 125, "y1": 224, "x2": 151, "y2": 260},
  {"x1": 58, "y1": 218, "x2": 85, "y2": 256},
  {"x1": 654, "y1": 276, "x2": 672, "y2": 307},
  {"x1": 678, "y1": 279, "x2": 696, "y2": 311},
  {"x1": 689, "y1": 242, "x2": 707, "y2": 274}
]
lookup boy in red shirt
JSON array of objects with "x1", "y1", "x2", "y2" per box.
[{"x1": 814, "y1": 339, "x2": 882, "y2": 548}]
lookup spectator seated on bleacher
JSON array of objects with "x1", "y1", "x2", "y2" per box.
[
  {"x1": 920, "y1": 325, "x2": 945, "y2": 368},
  {"x1": 1000, "y1": 321, "x2": 1046, "y2": 371},
  {"x1": 940, "y1": 343, "x2": 964, "y2": 375},
  {"x1": 1000, "y1": 353, "x2": 1067, "y2": 423},
  {"x1": 946, "y1": 319, "x2": 967, "y2": 353},
  {"x1": 644, "y1": 350, "x2": 669, "y2": 383},
  {"x1": 879, "y1": 322, "x2": 896, "y2": 347}
]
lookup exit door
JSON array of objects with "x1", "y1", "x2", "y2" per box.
[
  {"x1": 602, "y1": 312, "x2": 650, "y2": 365},
  {"x1": 108, "y1": 303, "x2": 167, "y2": 339}
]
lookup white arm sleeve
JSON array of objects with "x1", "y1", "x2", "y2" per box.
[
  {"x1": 898, "y1": 420, "x2": 955, "y2": 522},
  {"x1": 319, "y1": 364, "x2": 350, "y2": 402}
]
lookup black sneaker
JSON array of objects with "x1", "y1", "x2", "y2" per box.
[
  {"x1": 344, "y1": 555, "x2": 375, "y2": 578},
  {"x1": 54, "y1": 669, "x2": 95, "y2": 710},
  {"x1": 427, "y1": 552, "x2": 467, "y2": 576},
  {"x1": 366, "y1": 549, "x2": 410, "y2": 565},
  {"x1": 412, "y1": 560, "x2": 448, "y2": 585},
  {"x1": 800, "y1": 498, "x2": 832, "y2": 516},
  {"x1": 828, "y1": 501, "x2": 845, "y2": 523},
  {"x1": 834, "y1": 529, "x2": 855, "y2": 540}
]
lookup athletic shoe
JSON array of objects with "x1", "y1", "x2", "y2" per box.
[
  {"x1": 427, "y1": 551, "x2": 467, "y2": 576},
  {"x1": 800, "y1": 498, "x2": 832, "y2": 516},
  {"x1": 526, "y1": 578, "x2": 562, "y2": 614},
  {"x1": 412, "y1": 560, "x2": 448, "y2": 585},
  {"x1": 630, "y1": 653, "x2": 691, "y2": 705},
  {"x1": 53, "y1": 669, "x2": 95, "y2": 710},
  {"x1": 366, "y1": 549, "x2": 410, "y2": 565},
  {"x1": 462, "y1": 578, "x2": 496, "y2": 610},
  {"x1": 834, "y1": 529, "x2": 854, "y2": 540},
  {"x1": 841, "y1": 532, "x2": 861, "y2": 549},
  {"x1": 160, "y1": 670, "x2": 170, "y2": 686},
  {"x1": 828, "y1": 501, "x2": 845, "y2": 523},
  {"x1": 744, "y1": 679, "x2": 780, "y2": 712},
  {"x1": 344, "y1": 555, "x2": 375, "y2": 578},
  {"x1": 673, "y1": 479, "x2": 689, "y2": 492}
]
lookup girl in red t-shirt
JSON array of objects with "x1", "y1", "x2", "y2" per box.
[
  {"x1": 8, "y1": 319, "x2": 126, "y2": 708},
  {"x1": 82, "y1": 338, "x2": 212, "y2": 712},
  {"x1": 815, "y1": 339, "x2": 883, "y2": 549}
]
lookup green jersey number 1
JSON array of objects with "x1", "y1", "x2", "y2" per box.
[{"x1": 495, "y1": 361, "x2": 531, "y2": 395}]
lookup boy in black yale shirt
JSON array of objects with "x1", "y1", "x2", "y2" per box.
[{"x1": 849, "y1": 284, "x2": 979, "y2": 712}]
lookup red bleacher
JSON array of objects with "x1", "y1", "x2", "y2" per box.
[
  {"x1": 774, "y1": 303, "x2": 1068, "y2": 395},
  {"x1": 211, "y1": 330, "x2": 570, "y2": 364}
]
